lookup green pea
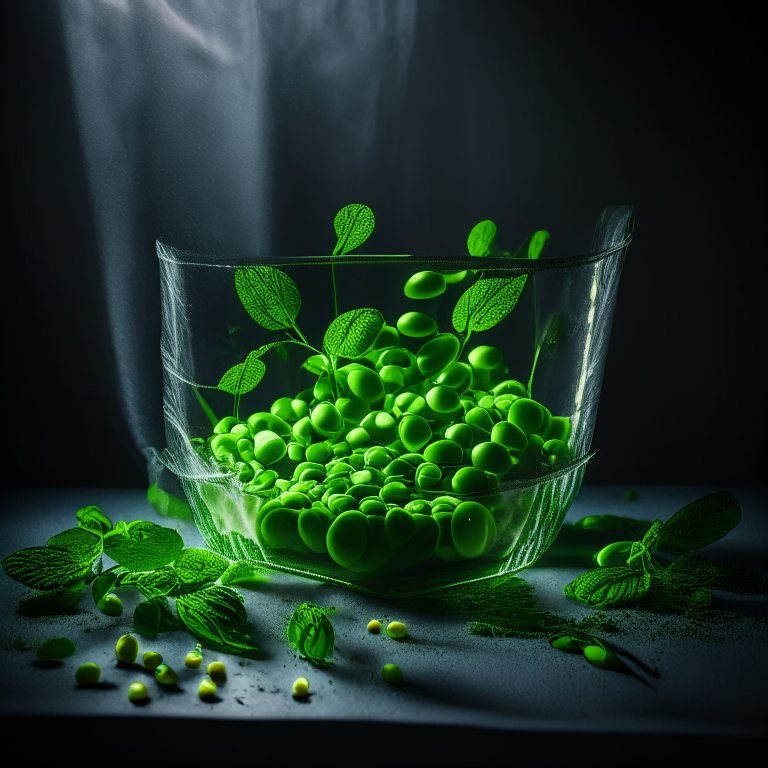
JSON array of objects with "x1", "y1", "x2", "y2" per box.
[
  {"x1": 523, "y1": 434, "x2": 545, "y2": 461},
  {"x1": 311, "y1": 403, "x2": 345, "y2": 438},
  {"x1": 468, "y1": 345, "x2": 504, "y2": 371},
  {"x1": 326, "y1": 510, "x2": 369, "y2": 567},
  {"x1": 75, "y1": 663, "x2": 101, "y2": 685},
  {"x1": 433, "y1": 510, "x2": 462, "y2": 561},
  {"x1": 426, "y1": 385, "x2": 461, "y2": 415},
  {"x1": 378, "y1": 365, "x2": 404, "y2": 393},
  {"x1": 198, "y1": 680, "x2": 217, "y2": 699},
  {"x1": 404, "y1": 270, "x2": 447, "y2": 299},
  {"x1": 367, "y1": 620, "x2": 383, "y2": 633},
  {"x1": 336, "y1": 395, "x2": 370, "y2": 425},
  {"x1": 405, "y1": 499, "x2": 431, "y2": 515},
  {"x1": 386, "y1": 621, "x2": 408, "y2": 640},
  {"x1": 393, "y1": 392, "x2": 428, "y2": 418},
  {"x1": 364, "y1": 446, "x2": 391, "y2": 467},
  {"x1": 471, "y1": 441, "x2": 512, "y2": 476},
  {"x1": 247, "y1": 412, "x2": 292, "y2": 438},
  {"x1": 293, "y1": 461, "x2": 326, "y2": 480},
  {"x1": 396, "y1": 311, "x2": 437, "y2": 338},
  {"x1": 465, "y1": 407, "x2": 494, "y2": 434},
  {"x1": 360, "y1": 410, "x2": 398, "y2": 444},
  {"x1": 543, "y1": 439, "x2": 566, "y2": 459},
  {"x1": 185, "y1": 651, "x2": 203, "y2": 669},
  {"x1": 491, "y1": 421, "x2": 528, "y2": 454},
  {"x1": 292, "y1": 676, "x2": 310, "y2": 698},
  {"x1": 477, "y1": 394, "x2": 495, "y2": 410},
  {"x1": 416, "y1": 334, "x2": 460, "y2": 378},
  {"x1": 332, "y1": 441, "x2": 352, "y2": 457},
  {"x1": 280, "y1": 491, "x2": 312, "y2": 510},
  {"x1": 451, "y1": 501, "x2": 495, "y2": 558},
  {"x1": 460, "y1": 397, "x2": 475, "y2": 414},
  {"x1": 372, "y1": 324, "x2": 400, "y2": 351},
  {"x1": 507, "y1": 398, "x2": 549, "y2": 435},
  {"x1": 230, "y1": 423, "x2": 251, "y2": 441},
  {"x1": 261, "y1": 507, "x2": 303, "y2": 550},
  {"x1": 395, "y1": 413, "x2": 429, "y2": 453},
  {"x1": 271, "y1": 397, "x2": 297, "y2": 422},
  {"x1": 384, "y1": 507, "x2": 416, "y2": 548},
  {"x1": 291, "y1": 399, "x2": 309, "y2": 420},
  {"x1": 253, "y1": 430, "x2": 287, "y2": 465},
  {"x1": 415, "y1": 462, "x2": 442, "y2": 490},
  {"x1": 423, "y1": 439, "x2": 463, "y2": 465},
  {"x1": 383, "y1": 458, "x2": 414, "y2": 480},
  {"x1": 304, "y1": 442, "x2": 332, "y2": 464},
  {"x1": 313, "y1": 374, "x2": 334, "y2": 401},
  {"x1": 550, "y1": 636, "x2": 586, "y2": 653},
  {"x1": 328, "y1": 494, "x2": 358, "y2": 514},
  {"x1": 436, "y1": 361, "x2": 473, "y2": 392},
  {"x1": 155, "y1": 664, "x2": 178, "y2": 685},
  {"x1": 442, "y1": 424, "x2": 470, "y2": 451},
  {"x1": 244, "y1": 469, "x2": 279, "y2": 493},
  {"x1": 595, "y1": 541, "x2": 633, "y2": 567},
  {"x1": 207, "y1": 661, "x2": 226, "y2": 682},
  {"x1": 347, "y1": 368, "x2": 385, "y2": 403},
  {"x1": 360, "y1": 497, "x2": 387, "y2": 516},
  {"x1": 381, "y1": 663, "x2": 403, "y2": 684},
  {"x1": 36, "y1": 637, "x2": 75, "y2": 661},
  {"x1": 128, "y1": 682, "x2": 149, "y2": 702},
  {"x1": 380, "y1": 482, "x2": 409, "y2": 505},
  {"x1": 451, "y1": 466, "x2": 489, "y2": 495},
  {"x1": 235, "y1": 438, "x2": 255, "y2": 463},
  {"x1": 400, "y1": 452, "x2": 426, "y2": 467},
  {"x1": 298, "y1": 507, "x2": 333, "y2": 553},
  {"x1": 321, "y1": 478, "x2": 352, "y2": 503},
  {"x1": 211, "y1": 434, "x2": 238, "y2": 461},
  {"x1": 544, "y1": 416, "x2": 572, "y2": 443},
  {"x1": 143, "y1": 652, "x2": 163, "y2": 670},
  {"x1": 213, "y1": 416, "x2": 242, "y2": 435},
  {"x1": 583, "y1": 645, "x2": 620, "y2": 669},
  {"x1": 275, "y1": 479, "x2": 292, "y2": 491},
  {"x1": 431, "y1": 495, "x2": 461, "y2": 508},
  {"x1": 115, "y1": 635, "x2": 139, "y2": 664},
  {"x1": 493, "y1": 394, "x2": 516, "y2": 413},
  {"x1": 491, "y1": 380, "x2": 528, "y2": 398},
  {"x1": 98, "y1": 594, "x2": 123, "y2": 617}
]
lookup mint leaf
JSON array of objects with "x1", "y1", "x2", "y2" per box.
[
  {"x1": 564, "y1": 566, "x2": 651, "y2": 609},
  {"x1": 302, "y1": 354, "x2": 330, "y2": 375},
  {"x1": 287, "y1": 602, "x2": 335, "y2": 667},
  {"x1": 467, "y1": 220, "x2": 497, "y2": 257},
  {"x1": 175, "y1": 585, "x2": 260, "y2": 657},
  {"x1": 665, "y1": 553, "x2": 717, "y2": 588},
  {"x1": 103, "y1": 520, "x2": 183, "y2": 572},
  {"x1": 147, "y1": 484, "x2": 193, "y2": 522},
  {"x1": 333, "y1": 204, "x2": 375, "y2": 255},
  {"x1": 658, "y1": 492, "x2": 741, "y2": 553},
  {"x1": 452, "y1": 276, "x2": 528, "y2": 334},
  {"x1": 2, "y1": 547, "x2": 91, "y2": 591},
  {"x1": 47, "y1": 528, "x2": 102, "y2": 562},
  {"x1": 134, "y1": 597, "x2": 182, "y2": 637},
  {"x1": 76, "y1": 506, "x2": 112, "y2": 536},
  {"x1": 174, "y1": 548, "x2": 229, "y2": 586},
  {"x1": 92, "y1": 572, "x2": 118, "y2": 605},
  {"x1": 234, "y1": 265, "x2": 301, "y2": 332},
  {"x1": 217, "y1": 350, "x2": 266, "y2": 395},
  {"x1": 511, "y1": 230, "x2": 550, "y2": 260},
  {"x1": 220, "y1": 561, "x2": 270, "y2": 588},
  {"x1": 132, "y1": 567, "x2": 181, "y2": 599},
  {"x1": 323, "y1": 308, "x2": 385, "y2": 358}
]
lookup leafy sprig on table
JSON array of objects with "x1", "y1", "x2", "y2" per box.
[{"x1": 1, "y1": 506, "x2": 264, "y2": 658}]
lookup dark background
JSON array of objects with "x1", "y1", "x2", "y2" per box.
[{"x1": 3, "y1": 1, "x2": 764, "y2": 489}]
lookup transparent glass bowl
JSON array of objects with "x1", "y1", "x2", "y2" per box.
[{"x1": 157, "y1": 206, "x2": 634, "y2": 597}]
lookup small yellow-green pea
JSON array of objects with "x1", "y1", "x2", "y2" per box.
[
  {"x1": 362, "y1": 411, "x2": 398, "y2": 444},
  {"x1": 287, "y1": 441, "x2": 306, "y2": 462},
  {"x1": 583, "y1": 646, "x2": 620, "y2": 669},
  {"x1": 405, "y1": 499, "x2": 431, "y2": 515},
  {"x1": 360, "y1": 497, "x2": 388, "y2": 516},
  {"x1": 99, "y1": 594, "x2": 124, "y2": 617},
  {"x1": 214, "y1": 416, "x2": 242, "y2": 435},
  {"x1": 261, "y1": 507, "x2": 303, "y2": 550},
  {"x1": 445, "y1": 423, "x2": 473, "y2": 450},
  {"x1": 595, "y1": 541, "x2": 633, "y2": 568},
  {"x1": 426, "y1": 385, "x2": 461, "y2": 415},
  {"x1": 491, "y1": 380, "x2": 528, "y2": 398},
  {"x1": 543, "y1": 439, "x2": 566, "y2": 461},
  {"x1": 436, "y1": 361, "x2": 473, "y2": 392},
  {"x1": 468, "y1": 345, "x2": 504, "y2": 371},
  {"x1": 404, "y1": 270, "x2": 447, "y2": 299},
  {"x1": 451, "y1": 501, "x2": 495, "y2": 558},
  {"x1": 292, "y1": 676, "x2": 310, "y2": 698},
  {"x1": 471, "y1": 441, "x2": 513, "y2": 476},
  {"x1": 543, "y1": 415, "x2": 571, "y2": 443},
  {"x1": 423, "y1": 439, "x2": 464, "y2": 465},
  {"x1": 185, "y1": 651, "x2": 203, "y2": 669},
  {"x1": 198, "y1": 679, "x2": 217, "y2": 699},
  {"x1": 465, "y1": 406, "x2": 495, "y2": 433},
  {"x1": 347, "y1": 368, "x2": 385, "y2": 403},
  {"x1": 379, "y1": 365, "x2": 406, "y2": 393},
  {"x1": 393, "y1": 392, "x2": 428, "y2": 418},
  {"x1": 292, "y1": 399, "x2": 310, "y2": 420},
  {"x1": 386, "y1": 621, "x2": 408, "y2": 639},
  {"x1": 415, "y1": 462, "x2": 442, "y2": 490},
  {"x1": 367, "y1": 620, "x2": 383, "y2": 633},
  {"x1": 75, "y1": 662, "x2": 101, "y2": 685},
  {"x1": 327, "y1": 510, "x2": 369, "y2": 567},
  {"x1": 416, "y1": 334, "x2": 460, "y2": 378},
  {"x1": 155, "y1": 664, "x2": 178, "y2": 685},
  {"x1": 477, "y1": 394, "x2": 496, "y2": 410},
  {"x1": 327, "y1": 461, "x2": 353, "y2": 477},
  {"x1": 143, "y1": 652, "x2": 163, "y2": 670},
  {"x1": 230, "y1": 423, "x2": 251, "y2": 442},
  {"x1": 206, "y1": 661, "x2": 226, "y2": 682},
  {"x1": 115, "y1": 635, "x2": 139, "y2": 664},
  {"x1": 128, "y1": 682, "x2": 149, "y2": 701},
  {"x1": 396, "y1": 311, "x2": 437, "y2": 338},
  {"x1": 380, "y1": 481, "x2": 410, "y2": 506},
  {"x1": 252, "y1": 430, "x2": 287, "y2": 465},
  {"x1": 305, "y1": 441, "x2": 333, "y2": 464},
  {"x1": 311, "y1": 402, "x2": 345, "y2": 438},
  {"x1": 211, "y1": 433, "x2": 238, "y2": 461},
  {"x1": 37, "y1": 637, "x2": 75, "y2": 661},
  {"x1": 383, "y1": 458, "x2": 414, "y2": 480},
  {"x1": 451, "y1": 466, "x2": 489, "y2": 495},
  {"x1": 346, "y1": 427, "x2": 372, "y2": 449},
  {"x1": 491, "y1": 421, "x2": 528, "y2": 453},
  {"x1": 364, "y1": 445, "x2": 391, "y2": 467},
  {"x1": 382, "y1": 663, "x2": 403, "y2": 684}
]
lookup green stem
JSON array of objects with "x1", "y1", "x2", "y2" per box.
[
  {"x1": 194, "y1": 386, "x2": 218, "y2": 427},
  {"x1": 528, "y1": 275, "x2": 539, "y2": 398},
  {"x1": 458, "y1": 329, "x2": 472, "y2": 359},
  {"x1": 233, "y1": 392, "x2": 241, "y2": 420},
  {"x1": 328, "y1": 355, "x2": 340, "y2": 401},
  {"x1": 331, "y1": 264, "x2": 339, "y2": 317}
]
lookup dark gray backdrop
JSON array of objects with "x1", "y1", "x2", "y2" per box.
[{"x1": 3, "y1": 0, "x2": 764, "y2": 488}]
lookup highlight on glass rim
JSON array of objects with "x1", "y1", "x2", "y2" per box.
[{"x1": 157, "y1": 203, "x2": 635, "y2": 595}]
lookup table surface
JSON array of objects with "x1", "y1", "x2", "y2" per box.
[{"x1": 1, "y1": 486, "x2": 766, "y2": 749}]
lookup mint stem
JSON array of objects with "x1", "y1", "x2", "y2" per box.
[
  {"x1": 528, "y1": 275, "x2": 539, "y2": 398},
  {"x1": 193, "y1": 386, "x2": 218, "y2": 427},
  {"x1": 233, "y1": 392, "x2": 241, "y2": 420}
]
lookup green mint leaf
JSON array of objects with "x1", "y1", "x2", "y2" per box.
[
  {"x1": 103, "y1": 520, "x2": 184, "y2": 572},
  {"x1": 2, "y1": 547, "x2": 91, "y2": 591},
  {"x1": 658, "y1": 492, "x2": 741, "y2": 553},
  {"x1": 173, "y1": 548, "x2": 229, "y2": 586},
  {"x1": 564, "y1": 566, "x2": 651, "y2": 609},
  {"x1": 452, "y1": 275, "x2": 528, "y2": 334},
  {"x1": 511, "y1": 230, "x2": 550, "y2": 260},
  {"x1": 91, "y1": 572, "x2": 118, "y2": 606},
  {"x1": 220, "y1": 561, "x2": 270, "y2": 588},
  {"x1": 234, "y1": 265, "x2": 301, "y2": 332},
  {"x1": 333, "y1": 204, "x2": 375, "y2": 255},
  {"x1": 175, "y1": 585, "x2": 260, "y2": 657},
  {"x1": 467, "y1": 220, "x2": 497, "y2": 257},
  {"x1": 47, "y1": 528, "x2": 102, "y2": 562},
  {"x1": 133, "y1": 567, "x2": 181, "y2": 599},
  {"x1": 76, "y1": 505, "x2": 112, "y2": 536},
  {"x1": 665, "y1": 553, "x2": 718, "y2": 588},
  {"x1": 323, "y1": 308, "x2": 385, "y2": 358},
  {"x1": 134, "y1": 597, "x2": 182, "y2": 637},
  {"x1": 217, "y1": 350, "x2": 266, "y2": 395},
  {"x1": 626, "y1": 540, "x2": 653, "y2": 574},
  {"x1": 287, "y1": 602, "x2": 335, "y2": 667},
  {"x1": 302, "y1": 354, "x2": 330, "y2": 375},
  {"x1": 644, "y1": 572, "x2": 713, "y2": 614},
  {"x1": 147, "y1": 484, "x2": 193, "y2": 522},
  {"x1": 641, "y1": 519, "x2": 663, "y2": 549}
]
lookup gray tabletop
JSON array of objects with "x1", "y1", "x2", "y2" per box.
[{"x1": 1, "y1": 486, "x2": 766, "y2": 743}]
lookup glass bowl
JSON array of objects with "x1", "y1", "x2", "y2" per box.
[{"x1": 157, "y1": 206, "x2": 633, "y2": 597}]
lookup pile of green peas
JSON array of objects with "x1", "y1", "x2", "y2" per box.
[{"x1": 201, "y1": 295, "x2": 571, "y2": 575}]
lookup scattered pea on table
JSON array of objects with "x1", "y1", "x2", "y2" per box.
[
  {"x1": 386, "y1": 621, "x2": 407, "y2": 639},
  {"x1": 128, "y1": 682, "x2": 149, "y2": 701},
  {"x1": 75, "y1": 663, "x2": 101, "y2": 685},
  {"x1": 367, "y1": 620, "x2": 383, "y2": 634},
  {"x1": 155, "y1": 664, "x2": 178, "y2": 685},
  {"x1": 381, "y1": 664, "x2": 403, "y2": 684},
  {"x1": 115, "y1": 635, "x2": 139, "y2": 664},
  {"x1": 207, "y1": 661, "x2": 226, "y2": 682},
  {"x1": 143, "y1": 652, "x2": 163, "y2": 670},
  {"x1": 198, "y1": 680, "x2": 217, "y2": 699},
  {"x1": 98, "y1": 594, "x2": 123, "y2": 616},
  {"x1": 292, "y1": 677, "x2": 310, "y2": 698}
]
